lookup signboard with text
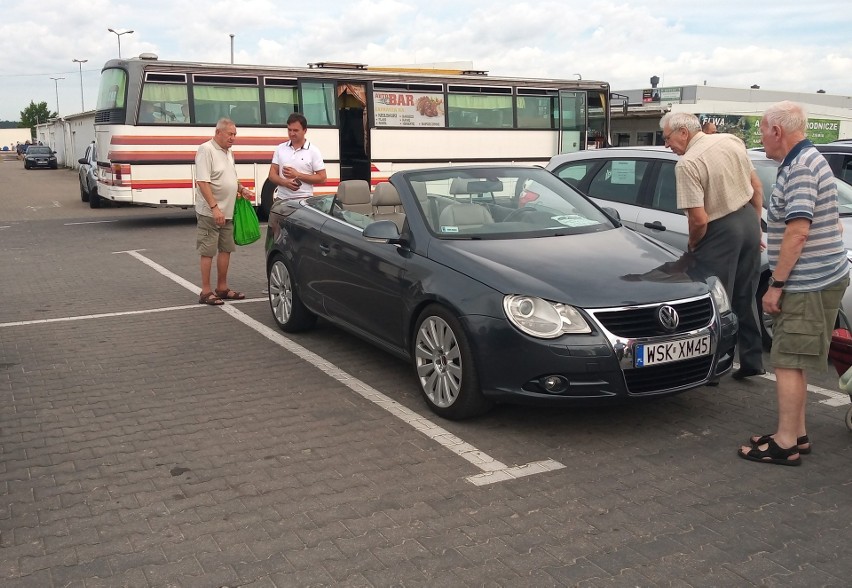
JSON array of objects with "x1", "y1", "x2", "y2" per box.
[
  {"x1": 373, "y1": 91, "x2": 445, "y2": 127},
  {"x1": 698, "y1": 114, "x2": 840, "y2": 148}
]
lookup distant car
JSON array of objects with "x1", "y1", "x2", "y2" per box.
[
  {"x1": 23, "y1": 145, "x2": 58, "y2": 170},
  {"x1": 77, "y1": 142, "x2": 99, "y2": 207},
  {"x1": 546, "y1": 146, "x2": 852, "y2": 348},
  {"x1": 816, "y1": 141, "x2": 852, "y2": 187},
  {"x1": 265, "y1": 165, "x2": 737, "y2": 419}
]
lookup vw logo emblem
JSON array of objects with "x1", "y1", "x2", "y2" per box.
[{"x1": 657, "y1": 305, "x2": 680, "y2": 331}]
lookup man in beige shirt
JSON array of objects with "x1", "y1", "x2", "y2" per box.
[
  {"x1": 661, "y1": 112, "x2": 765, "y2": 379},
  {"x1": 195, "y1": 118, "x2": 254, "y2": 305}
]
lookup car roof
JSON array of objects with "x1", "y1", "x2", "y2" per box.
[
  {"x1": 547, "y1": 145, "x2": 777, "y2": 167},
  {"x1": 816, "y1": 142, "x2": 852, "y2": 153}
]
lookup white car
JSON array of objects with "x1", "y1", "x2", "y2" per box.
[{"x1": 546, "y1": 146, "x2": 852, "y2": 347}]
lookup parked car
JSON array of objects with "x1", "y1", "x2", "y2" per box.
[
  {"x1": 546, "y1": 146, "x2": 852, "y2": 348},
  {"x1": 77, "y1": 142, "x2": 99, "y2": 207},
  {"x1": 816, "y1": 140, "x2": 852, "y2": 187},
  {"x1": 265, "y1": 166, "x2": 737, "y2": 419},
  {"x1": 23, "y1": 145, "x2": 58, "y2": 169}
]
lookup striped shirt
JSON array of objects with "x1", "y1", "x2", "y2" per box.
[{"x1": 766, "y1": 140, "x2": 848, "y2": 292}]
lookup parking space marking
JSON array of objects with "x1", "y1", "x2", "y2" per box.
[
  {"x1": 65, "y1": 220, "x2": 118, "y2": 225},
  {"x1": 121, "y1": 249, "x2": 567, "y2": 486},
  {"x1": 733, "y1": 362, "x2": 850, "y2": 406}
]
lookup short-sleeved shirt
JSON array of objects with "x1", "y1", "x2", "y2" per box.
[
  {"x1": 675, "y1": 132, "x2": 755, "y2": 221},
  {"x1": 194, "y1": 139, "x2": 238, "y2": 219},
  {"x1": 767, "y1": 139, "x2": 848, "y2": 292},
  {"x1": 271, "y1": 140, "x2": 325, "y2": 199}
]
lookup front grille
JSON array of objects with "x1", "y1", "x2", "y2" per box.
[
  {"x1": 625, "y1": 355, "x2": 714, "y2": 394},
  {"x1": 592, "y1": 297, "x2": 713, "y2": 338}
]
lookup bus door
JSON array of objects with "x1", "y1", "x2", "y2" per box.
[
  {"x1": 337, "y1": 83, "x2": 370, "y2": 183},
  {"x1": 558, "y1": 90, "x2": 586, "y2": 154}
]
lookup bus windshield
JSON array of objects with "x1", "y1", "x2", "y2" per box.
[{"x1": 96, "y1": 68, "x2": 127, "y2": 110}]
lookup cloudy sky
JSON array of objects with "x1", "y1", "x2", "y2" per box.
[{"x1": 2, "y1": 0, "x2": 851, "y2": 122}]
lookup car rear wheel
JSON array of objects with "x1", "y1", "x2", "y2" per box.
[
  {"x1": 413, "y1": 305, "x2": 491, "y2": 419},
  {"x1": 268, "y1": 256, "x2": 316, "y2": 332},
  {"x1": 79, "y1": 181, "x2": 90, "y2": 203},
  {"x1": 89, "y1": 189, "x2": 101, "y2": 209}
]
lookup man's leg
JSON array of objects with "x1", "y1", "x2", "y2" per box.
[
  {"x1": 200, "y1": 255, "x2": 214, "y2": 295},
  {"x1": 216, "y1": 252, "x2": 231, "y2": 292},
  {"x1": 773, "y1": 367, "x2": 807, "y2": 449}
]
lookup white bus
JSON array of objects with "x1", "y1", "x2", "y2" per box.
[{"x1": 93, "y1": 54, "x2": 611, "y2": 218}]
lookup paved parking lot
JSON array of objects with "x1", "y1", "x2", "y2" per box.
[{"x1": 1, "y1": 158, "x2": 851, "y2": 587}]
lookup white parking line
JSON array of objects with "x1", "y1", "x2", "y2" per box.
[
  {"x1": 65, "y1": 220, "x2": 118, "y2": 225},
  {"x1": 120, "y1": 249, "x2": 567, "y2": 486},
  {"x1": 733, "y1": 362, "x2": 850, "y2": 406}
]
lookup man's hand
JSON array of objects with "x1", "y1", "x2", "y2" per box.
[
  {"x1": 212, "y1": 206, "x2": 225, "y2": 227},
  {"x1": 762, "y1": 287, "x2": 782, "y2": 315}
]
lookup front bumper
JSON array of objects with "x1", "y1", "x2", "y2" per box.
[{"x1": 463, "y1": 299, "x2": 737, "y2": 407}]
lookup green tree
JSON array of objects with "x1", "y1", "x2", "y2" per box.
[{"x1": 18, "y1": 101, "x2": 56, "y2": 137}]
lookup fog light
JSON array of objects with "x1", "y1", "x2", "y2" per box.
[{"x1": 540, "y1": 375, "x2": 568, "y2": 393}]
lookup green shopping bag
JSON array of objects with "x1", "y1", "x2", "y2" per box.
[{"x1": 233, "y1": 197, "x2": 261, "y2": 245}]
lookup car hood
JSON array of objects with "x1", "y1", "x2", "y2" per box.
[{"x1": 428, "y1": 228, "x2": 712, "y2": 308}]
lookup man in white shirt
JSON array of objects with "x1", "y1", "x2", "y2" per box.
[{"x1": 269, "y1": 113, "x2": 327, "y2": 200}]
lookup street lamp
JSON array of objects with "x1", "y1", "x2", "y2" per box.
[
  {"x1": 72, "y1": 58, "x2": 88, "y2": 111},
  {"x1": 49, "y1": 76, "x2": 65, "y2": 115},
  {"x1": 107, "y1": 28, "x2": 134, "y2": 58},
  {"x1": 230, "y1": 34, "x2": 235, "y2": 64}
]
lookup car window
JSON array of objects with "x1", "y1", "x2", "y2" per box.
[
  {"x1": 28, "y1": 147, "x2": 51, "y2": 155},
  {"x1": 553, "y1": 162, "x2": 594, "y2": 189},
  {"x1": 587, "y1": 159, "x2": 649, "y2": 206},
  {"x1": 651, "y1": 161, "x2": 680, "y2": 213}
]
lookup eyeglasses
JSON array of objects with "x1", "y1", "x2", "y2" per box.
[{"x1": 663, "y1": 129, "x2": 680, "y2": 143}]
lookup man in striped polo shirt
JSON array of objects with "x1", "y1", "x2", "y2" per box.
[{"x1": 739, "y1": 101, "x2": 849, "y2": 466}]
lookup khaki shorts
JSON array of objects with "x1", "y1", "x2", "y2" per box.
[
  {"x1": 196, "y1": 214, "x2": 235, "y2": 257},
  {"x1": 770, "y1": 277, "x2": 849, "y2": 371}
]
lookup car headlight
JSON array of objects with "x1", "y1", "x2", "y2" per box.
[
  {"x1": 708, "y1": 277, "x2": 731, "y2": 314},
  {"x1": 503, "y1": 295, "x2": 591, "y2": 338}
]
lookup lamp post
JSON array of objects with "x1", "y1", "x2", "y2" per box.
[
  {"x1": 49, "y1": 76, "x2": 65, "y2": 115},
  {"x1": 72, "y1": 58, "x2": 87, "y2": 111},
  {"x1": 230, "y1": 34, "x2": 235, "y2": 64},
  {"x1": 107, "y1": 28, "x2": 134, "y2": 58}
]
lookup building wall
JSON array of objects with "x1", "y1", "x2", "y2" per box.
[
  {"x1": 0, "y1": 128, "x2": 34, "y2": 151},
  {"x1": 34, "y1": 112, "x2": 95, "y2": 168}
]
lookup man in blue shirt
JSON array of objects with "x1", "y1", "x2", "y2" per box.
[{"x1": 739, "y1": 101, "x2": 849, "y2": 466}]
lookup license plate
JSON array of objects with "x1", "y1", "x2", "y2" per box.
[{"x1": 635, "y1": 335, "x2": 711, "y2": 367}]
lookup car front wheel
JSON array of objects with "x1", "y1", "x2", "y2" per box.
[
  {"x1": 268, "y1": 256, "x2": 316, "y2": 332},
  {"x1": 413, "y1": 305, "x2": 491, "y2": 419}
]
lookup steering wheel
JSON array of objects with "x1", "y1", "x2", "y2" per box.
[{"x1": 504, "y1": 207, "x2": 537, "y2": 222}]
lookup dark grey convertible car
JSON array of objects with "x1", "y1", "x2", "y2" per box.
[{"x1": 265, "y1": 166, "x2": 737, "y2": 419}]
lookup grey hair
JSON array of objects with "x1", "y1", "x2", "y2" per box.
[
  {"x1": 216, "y1": 118, "x2": 235, "y2": 131},
  {"x1": 660, "y1": 112, "x2": 701, "y2": 133},
  {"x1": 762, "y1": 101, "x2": 807, "y2": 134}
]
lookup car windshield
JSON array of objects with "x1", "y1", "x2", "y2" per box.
[
  {"x1": 752, "y1": 157, "x2": 852, "y2": 215},
  {"x1": 403, "y1": 167, "x2": 615, "y2": 239},
  {"x1": 27, "y1": 147, "x2": 51, "y2": 155}
]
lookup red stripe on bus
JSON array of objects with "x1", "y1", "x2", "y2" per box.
[
  {"x1": 107, "y1": 151, "x2": 275, "y2": 162},
  {"x1": 129, "y1": 179, "x2": 257, "y2": 190},
  {"x1": 110, "y1": 135, "x2": 283, "y2": 146}
]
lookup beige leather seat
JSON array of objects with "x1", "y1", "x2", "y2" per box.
[
  {"x1": 371, "y1": 182, "x2": 406, "y2": 230},
  {"x1": 336, "y1": 180, "x2": 372, "y2": 215},
  {"x1": 438, "y1": 203, "x2": 494, "y2": 230}
]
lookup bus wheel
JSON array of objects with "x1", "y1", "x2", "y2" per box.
[{"x1": 258, "y1": 181, "x2": 275, "y2": 222}]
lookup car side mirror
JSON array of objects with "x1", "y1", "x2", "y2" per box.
[
  {"x1": 363, "y1": 220, "x2": 402, "y2": 244},
  {"x1": 602, "y1": 206, "x2": 621, "y2": 221},
  {"x1": 78, "y1": 157, "x2": 87, "y2": 165}
]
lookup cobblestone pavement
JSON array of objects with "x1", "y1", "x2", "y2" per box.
[{"x1": 1, "y1": 160, "x2": 851, "y2": 587}]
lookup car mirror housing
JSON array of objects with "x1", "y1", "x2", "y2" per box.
[
  {"x1": 363, "y1": 220, "x2": 402, "y2": 244},
  {"x1": 78, "y1": 157, "x2": 87, "y2": 165}
]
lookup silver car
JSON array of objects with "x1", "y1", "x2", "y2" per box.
[{"x1": 546, "y1": 146, "x2": 852, "y2": 347}]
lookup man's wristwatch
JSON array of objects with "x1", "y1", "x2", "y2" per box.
[{"x1": 768, "y1": 276, "x2": 785, "y2": 288}]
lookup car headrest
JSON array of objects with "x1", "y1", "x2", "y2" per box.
[
  {"x1": 372, "y1": 182, "x2": 401, "y2": 207},
  {"x1": 336, "y1": 180, "x2": 371, "y2": 205}
]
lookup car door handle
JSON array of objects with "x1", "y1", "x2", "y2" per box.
[
  {"x1": 319, "y1": 243, "x2": 331, "y2": 255},
  {"x1": 644, "y1": 221, "x2": 666, "y2": 231}
]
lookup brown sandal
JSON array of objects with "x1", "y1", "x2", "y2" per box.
[
  {"x1": 215, "y1": 289, "x2": 245, "y2": 300},
  {"x1": 199, "y1": 292, "x2": 224, "y2": 305}
]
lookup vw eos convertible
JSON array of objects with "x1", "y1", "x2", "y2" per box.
[{"x1": 265, "y1": 166, "x2": 737, "y2": 419}]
